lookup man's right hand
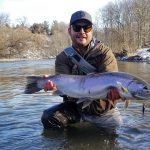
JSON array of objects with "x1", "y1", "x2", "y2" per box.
[{"x1": 43, "y1": 75, "x2": 57, "y2": 91}]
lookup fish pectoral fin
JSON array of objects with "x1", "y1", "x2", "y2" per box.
[
  {"x1": 77, "y1": 98, "x2": 94, "y2": 109},
  {"x1": 82, "y1": 101, "x2": 92, "y2": 109},
  {"x1": 77, "y1": 98, "x2": 85, "y2": 104},
  {"x1": 77, "y1": 98, "x2": 94, "y2": 103},
  {"x1": 76, "y1": 98, "x2": 88, "y2": 104}
]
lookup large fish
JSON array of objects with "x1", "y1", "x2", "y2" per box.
[{"x1": 24, "y1": 72, "x2": 150, "y2": 102}]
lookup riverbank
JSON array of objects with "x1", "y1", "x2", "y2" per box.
[
  {"x1": 1, "y1": 48, "x2": 150, "y2": 63},
  {"x1": 0, "y1": 56, "x2": 56, "y2": 62},
  {"x1": 0, "y1": 58, "x2": 29, "y2": 62},
  {"x1": 116, "y1": 48, "x2": 150, "y2": 63}
]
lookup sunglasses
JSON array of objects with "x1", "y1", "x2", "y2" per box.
[{"x1": 72, "y1": 24, "x2": 92, "y2": 33}]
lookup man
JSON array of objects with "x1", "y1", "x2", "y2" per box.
[{"x1": 41, "y1": 10, "x2": 122, "y2": 129}]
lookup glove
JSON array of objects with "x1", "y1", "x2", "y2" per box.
[
  {"x1": 107, "y1": 88, "x2": 127, "y2": 108},
  {"x1": 107, "y1": 88, "x2": 121, "y2": 101},
  {"x1": 43, "y1": 75, "x2": 56, "y2": 91}
]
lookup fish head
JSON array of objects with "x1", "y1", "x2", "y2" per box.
[{"x1": 126, "y1": 78, "x2": 150, "y2": 100}]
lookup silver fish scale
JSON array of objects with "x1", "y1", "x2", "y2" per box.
[{"x1": 36, "y1": 72, "x2": 150, "y2": 100}]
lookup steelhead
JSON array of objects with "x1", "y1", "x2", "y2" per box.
[{"x1": 24, "y1": 72, "x2": 150, "y2": 101}]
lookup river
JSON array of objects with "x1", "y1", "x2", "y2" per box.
[{"x1": 0, "y1": 59, "x2": 150, "y2": 150}]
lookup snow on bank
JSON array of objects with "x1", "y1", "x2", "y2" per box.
[{"x1": 136, "y1": 48, "x2": 150, "y2": 59}]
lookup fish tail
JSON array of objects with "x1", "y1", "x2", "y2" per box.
[{"x1": 24, "y1": 76, "x2": 42, "y2": 94}]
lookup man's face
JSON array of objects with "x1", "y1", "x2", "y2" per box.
[{"x1": 68, "y1": 20, "x2": 93, "y2": 48}]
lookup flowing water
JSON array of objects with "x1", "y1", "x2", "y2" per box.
[{"x1": 0, "y1": 59, "x2": 150, "y2": 150}]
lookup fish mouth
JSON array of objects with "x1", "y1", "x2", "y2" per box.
[{"x1": 132, "y1": 89, "x2": 150, "y2": 100}]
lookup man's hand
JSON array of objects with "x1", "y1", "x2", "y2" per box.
[
  {"x1": 43, "y1": 75, "x2": 57, "y2": 91},
  {"x1": 107, "y1": 88, "x2": 121, "y2": 101}
]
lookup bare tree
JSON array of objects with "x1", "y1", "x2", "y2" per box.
[
  {"x1": 0, "y1": 13, "x2": 10, "y2": 26},
  {"x1": 96, "y1": 0, "x2": 150, "y2": 53},
  {"x1": 16, "y1": 16, "x2": 29, "y2": 27}
]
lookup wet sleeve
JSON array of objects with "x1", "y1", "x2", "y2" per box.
[{"x1": 97, "y1": 44, "x2": 118, "y2": 72}]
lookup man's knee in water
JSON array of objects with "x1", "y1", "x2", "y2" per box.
[
  {"x1": 41, "y1": 103, "x2": 81, "y2": 129},
  {"x1": 41, "y1": 108, "x2": 67, "y2": 129}
]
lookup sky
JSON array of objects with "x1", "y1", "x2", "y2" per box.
[{"x1": 0, "y1": 0, "x2": 114, "y2": 25}]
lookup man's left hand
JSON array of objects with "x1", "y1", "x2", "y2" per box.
[{"x1": 107, "y1": 88, "x2": 121, "y2": 101}]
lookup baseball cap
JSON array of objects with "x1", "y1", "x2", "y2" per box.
[{"x1": 70, "y1": 10, "x2": 92, "y2": 25}]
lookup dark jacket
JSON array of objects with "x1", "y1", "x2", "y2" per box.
[{"x1": 55, "y1": 39, "x2": 118, "y2": 115}]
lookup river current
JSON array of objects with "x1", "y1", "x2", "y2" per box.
[{"x1": 0, "y1": 59, "x2": 150, "y2": 150}]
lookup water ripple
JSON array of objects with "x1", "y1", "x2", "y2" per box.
[{"x1": 0, "y1": 60, "x2": 150, "y2": 150}]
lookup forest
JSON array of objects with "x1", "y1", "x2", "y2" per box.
[{"x1": 0, "y1": 0, "x2": 149, "y2": 59}]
